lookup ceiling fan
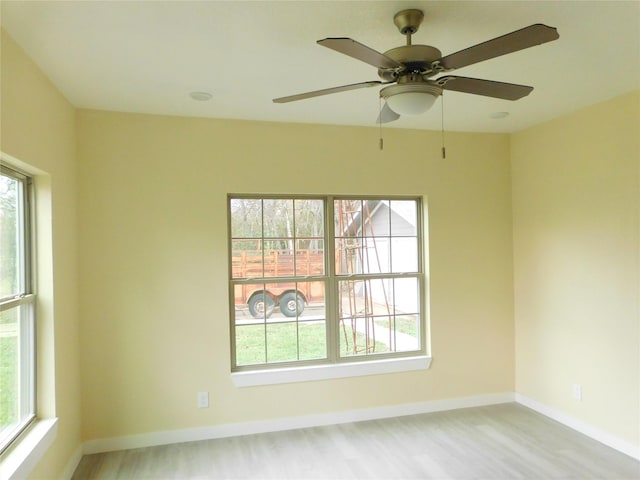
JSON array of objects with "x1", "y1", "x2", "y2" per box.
[{"x1": 273, "y1": 9, "x2": 559, "y2": 123}]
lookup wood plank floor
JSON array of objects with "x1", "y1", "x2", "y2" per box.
[{"x1": 72, "y1": 403, "x2": 640, "y2": 479}]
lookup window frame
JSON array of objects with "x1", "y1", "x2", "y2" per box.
[
  {"x1": 0, "y1": 164, "x2": 36, "y2": 455},
  {"x1": 228, "y1": 194, "x2": 427, "y2": 374}
]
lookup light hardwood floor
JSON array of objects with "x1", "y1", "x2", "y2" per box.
[{"x1": 72, "y1": 403, "x2": 640, "y2": 479}]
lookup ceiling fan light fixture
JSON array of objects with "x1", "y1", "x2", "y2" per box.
[{"x1": 381, "y1": 83, "x2": 442, "y2": 115}]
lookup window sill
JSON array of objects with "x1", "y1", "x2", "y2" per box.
[
  {"x1": 0, "y1": 418, "x2": 58, "y2": 480},
  {"x1": 231, "y1": 355, "x2": 432, "y2": 387}
]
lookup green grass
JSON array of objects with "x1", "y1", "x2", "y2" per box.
[
  {"x1": 0, "y1": 308, "x2": 18, "y2": 428},
  {"x1": 0, "y1": 336, "x2": 18, "y2": 428},
  {"x1": 339, "y1": 325, "x2": 389, "y2": 356},
  {"x1": 374, "y1": 316, "x2": 419, "y2": 337},
  {"x1": 236, "y1": 321, "x2": 326, "y2": 366},
  {"x1": 235, "y1": 319, "x2": 391, "y2": 366}
]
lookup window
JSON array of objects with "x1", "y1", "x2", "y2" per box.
[
  {"x1": 0, "y1": 165, "x2": 35, "y2": 453},
  {"x1": 229, "y1": 196, "x2": 425, "y2": 372}
]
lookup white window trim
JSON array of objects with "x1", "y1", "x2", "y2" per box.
[
  {"x1": 0, "y1": 164, "x2": 36, "y2": 456},
  {"x1": 0, "y1": 418, "x2": 58, "y2": 480},
  {"x1": 229, "y1": 196, "x2": 428, "y2": 375},
  {"x1": 232, "y1": 355, "x2": 432, "y2": 387}
]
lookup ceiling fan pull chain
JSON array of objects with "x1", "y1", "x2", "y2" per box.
[
  {"x1": 379, "y1": 97, "x2": 384, "y2": 150},
  {"x1": 441, "y1": 93, "x2": 446, "y2": 159}
]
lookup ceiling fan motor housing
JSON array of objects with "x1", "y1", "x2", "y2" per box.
[{"x1": 378, "y1": 45, "x2": 443, "y2": 81}]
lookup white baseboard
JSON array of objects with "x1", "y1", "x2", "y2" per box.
[
  {"x1": 82, "y1": 392, "x2": 514, "y2": 455},
  {"x1": 60, "y1": 445, "x2": 83, "y2": 480},
  {"x1": 515, "y1": 393, "x2": 640, "y2": 461},
  {"x1": 76, "y1": 392, "x2": 639, "y2": 465}
]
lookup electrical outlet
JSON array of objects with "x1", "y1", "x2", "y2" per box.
[
  {"x1": 572, "y1": 383, "x2": 582, "y2": 401},
  {"x1": 197, "y1": 391, "x2": 209, "y2": 408}
]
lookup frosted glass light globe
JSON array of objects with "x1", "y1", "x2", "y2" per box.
[{"x1": 381, "y1": 83, "x2": 442, "y2": 115}]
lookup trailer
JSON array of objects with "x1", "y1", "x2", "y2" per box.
[{"x1": 232, "y1": 248, "x2": 325, "y2": 318}]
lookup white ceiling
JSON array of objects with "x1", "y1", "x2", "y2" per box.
[{"x1": 2, "y1": 1, "x2": 639, "y2": 133}]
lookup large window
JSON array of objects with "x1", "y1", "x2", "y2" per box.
[
  {"x1": 0, "y1": 165, "x2": 35, "y2": 453},
  {"x1": 229, "y1": 196, "x2": 425, "y2": 371}
]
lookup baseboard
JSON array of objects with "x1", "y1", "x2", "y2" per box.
[
  {"x1": 515, "y1": 393, "x2": 640, "y2": 461},
  {"x1": 60, "y1": 444, "x2": 83, "y2": 480},
  {"x1": 80, "y1": 392, "x2": 640, "y2": 462},
  {"x1": 82, "y1": 392, "x2": 514, "y2": 454}
]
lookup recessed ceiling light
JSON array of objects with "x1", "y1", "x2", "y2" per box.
[
  {"x1": 189, "y1": 91, "x2": 212, "y2": 101},
  {"x1": 490, "y1": 111, "x2": 509, "y2": 119}
]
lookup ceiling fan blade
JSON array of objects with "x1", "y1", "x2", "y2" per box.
[
  {"x1": 376, "y1": 102, "x2": 401, "y2": 124},
  {"x1": 438, "y1": 24, "x2": 559, "y2": 70},
  {"x1": 437, "y1": 76, "x2": 533, "y2": 100},
  {"x1": 273, "y1": 81, "x2": 384, "y2": 103},
  {"x1": 318, "y1": 38, "x2": 403, "y2": 70}
]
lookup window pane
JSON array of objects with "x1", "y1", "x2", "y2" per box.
[
  {"x1": 363, "y1": 237, "x2": 390, "y2": 274},
  {"x1": 230, "y1": 198, "x2": 262, "y2": 238},
  {"x1": 339, "y1": 279, "x2": 383, "y2": 356},
  {"x1": 238, "y1": 285, "x2": 277, "y2": 320},
  {"x1": 0, "y1": 174, "x2": 23, "y2": 299},
  {"x1": 335, "y1": 237, "x2": 362, "y2": 275},
  {"x1": 263, "y1": 239, "x2": 291, "y2": 254},
  {"x1": 298, "y1": 320, "x2": 326, "y2": 361},
  {"x1": 391, "y1": 237, "x2": 418, "y2": 273},
  {"x1": 335, "y1": 237, "x2": 390, "y2": 275},
  {"x1": 295, "y1": 239, "x2": 324, "y2": 276},
  {"x1": 234, "y1": 284, "x2": 267, "y2": 323},
  {"x1": 391, "y1": 314, "x2": 420, "y2": 352},
  {"x1": 334, "y1": 199, "x2": 363, "y2": 238},
  {"x1": 294, "y1": 199, "x2": 324, "y2": 238},
  {"x1": 263, "y1": 247, "x2": 293, "y2": 278},
  {"x1": 338, "y1": 278, "x2": 382, "y2": 320},
  {"x1": 338, "y1": 278, "x2": 420, "y2": 357},
  {"x1": 231, "y1": 239, "x2": 263, "y2": 279},
  {"x1": 235, "y1": 324, "x2": 266, "y2": 366},
  {"x1": 389, "y1": 200, "x2": 417, "y2": 236},
  {"x1": 266, "y1": 322, "x2": 298, "y2": 363},
  {"x1": 0, "y1": 303, "x2": 33, "y2": 448},
  {"x1": 393, "y1": 277, "x2": 419, "y2": 314},
  {"x1": 339, "y1": 318, "x2": 389, "y2": 356},
  {"x1": 0, "y1": 307, "x2": 19, "y2": 432},
  {"x1": 263, "y1": 199, "x2": 294, "y2": 238},
  {"x1": 367, "y1": 201, "x2": 390, "y2": 236}
]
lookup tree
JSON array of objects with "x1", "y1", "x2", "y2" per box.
[
  {"x1": 230, "y1": 198, "x2": 324, "y2": 252},
  {"x1": 0, "y1": 174, "x2": 19, "y2": 299}
]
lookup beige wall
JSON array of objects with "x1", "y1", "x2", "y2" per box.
[
  {"x1": 76, "y1": 110, "x2": 515, "y2": 440},
  {"x1": 511, "y1": 90, "x2": 640, "y2": 447},
  {"x1": 1, "y1": 30, "x2": 81, "y2": 477}
]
